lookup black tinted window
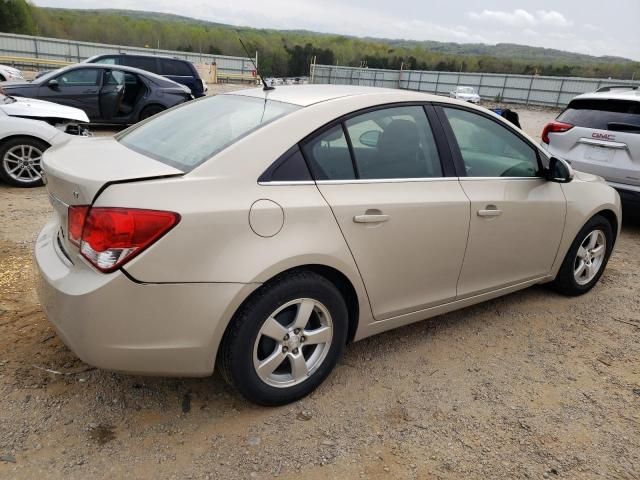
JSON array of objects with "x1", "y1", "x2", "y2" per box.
[
  {"x1": 344, "y1": 106, "x2": 442, "y2": 179},
  {"x1": 557, "y1": 99, "x2": 640, "y2": 130},
  {"x1": 159, "y1": 59, "x2": 193, "y2": 76},
  {"x1": 302, "y1": 125, "x2": 355, "y2": 180},
  {"x1": 122, "y1": 56, "x2": 159, "y2": 74},
  {"x1": 260, "y1": 146, "x2": 311, "y2": 182}
]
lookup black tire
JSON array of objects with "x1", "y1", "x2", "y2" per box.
[
  {"x1": 551, "y1": 214, "x2": 614, "y2": 296},
  {"x1": 138, "y1": 104, "x2": 165, "y2": 121},
  {"x1": 218, "y1": 270, "x2": 349, "y2": 406},
  {"x1": 0, "y1": 136, "x2": 49, "y2": 187}
]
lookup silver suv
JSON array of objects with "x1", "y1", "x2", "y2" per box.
[{"x1": 542, "y1": 86, "x2": 640, "y2": 207}]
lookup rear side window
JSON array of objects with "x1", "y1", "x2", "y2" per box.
[
  {"x1": 557, "y1": 99, "x2": 640, "y2": 131},
  {"x1": 118, "y1": 95, "x2": 300, "y2": 171},
  {"x1": 122, "y1": 56, "x2": 159, "y2": 74},
  {"x1": 344, "y1": 106, "x2": 442, "y2": 179},
  {"x1": 302, "y1": 125, "x2": 355, "y2": 180},
  {"x1": 159, "y1": 59, "x2": 193, "y2": 76},
  {"x1": 93, "y1": 56, "x2": 118, "y2": 65}
]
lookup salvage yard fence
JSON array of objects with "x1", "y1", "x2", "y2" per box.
[
  {"x1": 311, "y1": 64, "x2": 639, "y2": 108},
  {"x1": 0, "y1": 32, "x2": 256, "y2": 80}
]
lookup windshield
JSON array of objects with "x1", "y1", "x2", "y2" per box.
[{"x1": 118, "y1": 94, "x2": 300, "y2": 171}]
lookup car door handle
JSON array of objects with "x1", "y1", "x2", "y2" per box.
[
  {"x1": 353, "y1": 214, "x2": 390, "y2": 224},
  {"x1": 477, "y1": 206, "x2": 502, "y2": 217}
]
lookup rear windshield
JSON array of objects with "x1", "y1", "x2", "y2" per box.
[
  {"x1": 118, "y1": 95, "x2": 300, "y2": 171},
  {"x1": 557, "y1": 99, "x2": 640, "y2": 131}
]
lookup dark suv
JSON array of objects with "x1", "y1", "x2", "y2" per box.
[{"x1": 84, "y1": 54, "x2": 207, "y2": 98}]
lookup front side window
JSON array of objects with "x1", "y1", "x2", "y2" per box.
[
  {"x1": 56, "y1": 68, "x2": 101, "y2": 87},
  {"x1": 344, "y1": 106, "x2": 442, "y2": 179},
  {"x1": 443, "y1": 107, "x2": 539, "y2": 177},
  {"x1": 118, "y1": 95, "x2": 300, "y2": 171}
]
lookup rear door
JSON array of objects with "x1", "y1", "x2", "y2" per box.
[
  {"x1": 437, "y1": 105, "x2": 566, "y2": 297},
  {"x1": 304, "y1": 104, "x2": 470, "y2": 320},
  {"x1": 549, "y1": 98, "x2": 640, "y2": 188},
  {"x1": 99, "y1": 70, "x2": 125, "y2": 120}
]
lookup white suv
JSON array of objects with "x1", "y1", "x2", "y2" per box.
[{"x1": 542, "y1": 86, "x2": 640, "y2": 207}]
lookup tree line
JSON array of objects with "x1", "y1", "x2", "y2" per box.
[{"x1": 1, "y1": 1, "x2": 638, "y2": 79}]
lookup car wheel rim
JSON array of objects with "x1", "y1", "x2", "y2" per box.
[
  {"x1": 2, "y1": 144, "x2": 43, "y2": 184},
  {"x1": 253, "y1": 298, "x2": 333, "y2": 388},
  {"x1": 573, "y1": 229, "x2": 606, "y2": 286}
]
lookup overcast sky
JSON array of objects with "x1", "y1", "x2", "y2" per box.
[{"x1": 33, "y1": 0, "x2": 640, "y2": 61}]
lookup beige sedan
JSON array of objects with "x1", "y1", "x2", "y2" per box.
[{"x1": 35, "y1": 85, "x2": 621, "y2": 405}]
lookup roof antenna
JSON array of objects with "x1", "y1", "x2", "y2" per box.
[{"x1": 238, "y1": 35, "x2": 274, "y2": 91}]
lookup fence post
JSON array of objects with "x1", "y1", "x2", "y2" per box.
[
  {"x1": 418, "y1": 71, "x2": 424, "y2": 92},
  {"x1": 350, "y1": 68, "x2": 354, "y2": 85},
  {"x1": 501, "y1": 75, "x2": 508, "y2": 102},
  {"x1": 33, "y1": 37, "x2": 39, "y2": 59},
  {"x1": 479, "y1": 73, "x2": 484, "y2": 98},
  {"x1": 555, "y1": 78, "x2": 566, "y2": 108},
  {"x1": 328, "y1": 67, "x2": 333, "y2": 84},
  {"x1": 434, "y1": 72, "x2": 440, "y2": 94},
  {"x1": 525, "y1": 76, "x2": 534, "y2": 105}
]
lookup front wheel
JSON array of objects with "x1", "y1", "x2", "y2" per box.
[
  {"x1": 0, "y1": 137, "x2": 49, "y2": 187},
  {"x1": 551, "y1": 214, "x2": 614, "y2": 296},
  {"x1": 218, "y1": 271, "x2": 348, "y2": 405}
]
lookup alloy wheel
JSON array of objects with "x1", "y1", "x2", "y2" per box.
[
  {"x1": 2, "y1": 144, "x2": 43, "y2": 184},
  {"x1": 574, "y1": 229, "x2": 606, "y2": 285},
  {"x1": 252, "y1": 298, "x2": 333, "y2": 388}
]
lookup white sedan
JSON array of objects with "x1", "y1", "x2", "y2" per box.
[
  {"x1": 450, "y1": 86, "x2": 481, "y2": 104},
  {"x1": 0, "y1": 93, "x2": 90, "y2": 187},
  {"x1": 0, "y1": 64, "x2": 24, "y2": 82}
]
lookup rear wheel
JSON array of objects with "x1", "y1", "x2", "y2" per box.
[
  {"x1": 0, "y1": 137, "x2": 48, "y2": 187},
  {"x1": 138, "y1": 104, "x2": 165, "y2": 121},
  {"x1": 551, "y1": 214, "x2": 614, "y2": 296},
  {"x1": 218, "y1": 271, "x2": 348, "y2": 405}
]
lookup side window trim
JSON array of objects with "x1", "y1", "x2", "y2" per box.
[
  {"x1": 298, "y1": 101, "x2": 458, "y2": 183},
  {"x1": 434, "y1": 103, "x2": 543, "y2": 178}
]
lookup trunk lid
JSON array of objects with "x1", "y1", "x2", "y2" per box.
[{"x1": 43, "y1": 136, "x2": 183, "y2": 254}]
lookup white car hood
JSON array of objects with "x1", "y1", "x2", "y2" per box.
[{"x1": 0, "y1": 96, "x2": 89, "y2": 123}]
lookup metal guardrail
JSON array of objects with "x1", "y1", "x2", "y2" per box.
[
  {"x1": 0, "y1": 55, "x2": 71, "y2": 68},
  {"x1": 311, "y1": 64, "x2": 640, "y2": 108},
  {"x1": 0, "y1": 32, "x2": 256, "y2": 79}
]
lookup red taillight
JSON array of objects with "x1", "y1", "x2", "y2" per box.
[
  {"x1": 541, "y1": 121, "x2": 573, "y2": 144},
  {"x1": 68, "y1": 205, "x2": 89, "y2": 246},
  {"x1": 67, "y1": 206, "x2": 180, "y2": 273}
]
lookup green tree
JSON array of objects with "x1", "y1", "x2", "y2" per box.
[{"x1": 0, "y1": 0, "x2": 36, "y2": 34}]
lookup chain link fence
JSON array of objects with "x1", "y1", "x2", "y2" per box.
[{"x1": 311, "y1": 64, "x2": 639, "y2": 108}]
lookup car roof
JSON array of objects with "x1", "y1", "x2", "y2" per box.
[
  {"x1": 224, "y1": 84, "x2": 446, "y2": 107},
  {"x1": 37, "y1": 63, "x2": 178, "y2": 85},
  {"x1": 571, "y1": 89, "x2": 640, "y2": 103},
  {"x1": 88, "y1": 53, "x2": 191, "y2": 63}
]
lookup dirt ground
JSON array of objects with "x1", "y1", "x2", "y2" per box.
[{"x1": 1, "y1": 104, "x2": 639, "y2": 480}]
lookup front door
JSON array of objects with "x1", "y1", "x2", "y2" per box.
[
  {"x1": 39, "y1": 67, "x2": 102, "y2": 119},
  {"x1": 303, "y1": 105, "x2": 470, "y2": 320},
  {"x1": 438, "y1": 106, "x2": 566, "y2": 297}
]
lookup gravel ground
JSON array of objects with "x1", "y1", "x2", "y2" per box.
[{"x1": 1, "y1": 104, "x2": 639, "y2": 480}]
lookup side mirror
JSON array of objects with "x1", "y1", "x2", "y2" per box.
[
  {"x1": 359, "y1": 130, "x2": 381, "y2": 148},
  {"x1": 47, "y1": 79, "x2": 59, "y2": 89},
  {"x1": 546, "y1": 156, "x2": 574, "y2": 183}
]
